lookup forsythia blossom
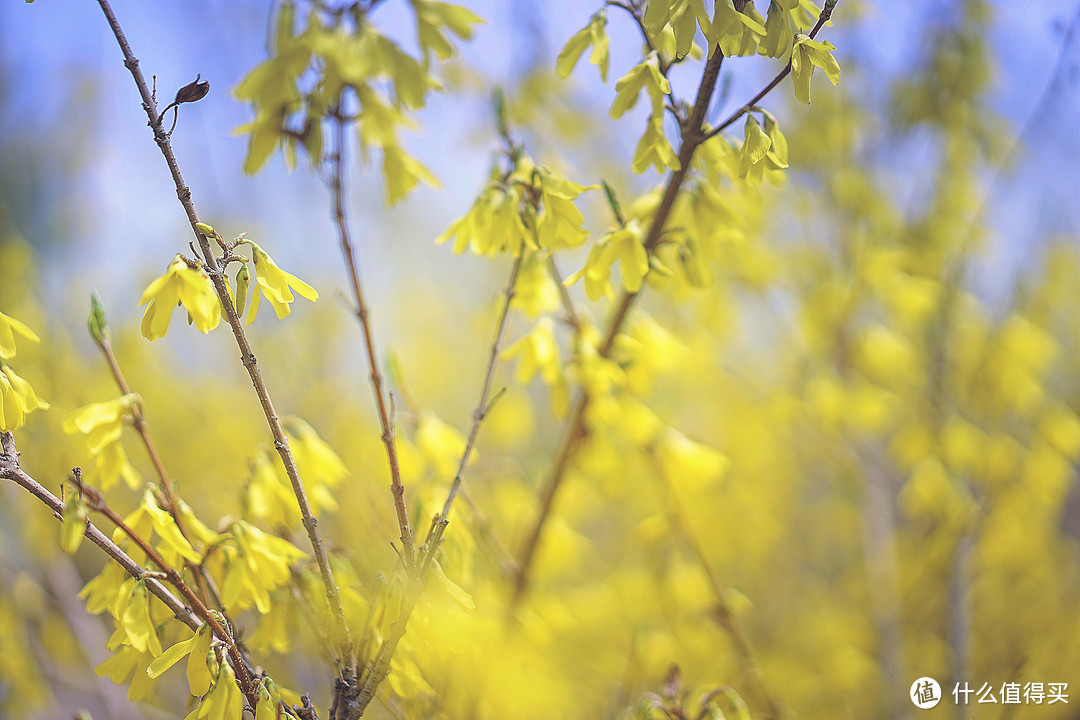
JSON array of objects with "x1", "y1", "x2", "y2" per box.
[
  {"x1": 138, "y1": 255, "x2": 222, "y2": 340},
  {"x1": 0, "y1": 309, "x2": 40, "y2": 359},
  {"x1": 62, "y1": 395, "x2": 141, "y2": 491},
  {"x1": 0, "y1": 363, "x2": 49, "y2": 433},
  {"x1": 0, "y1": 310, "x2": 48, "y2": 432},
  {"x1": 240, "y1": 240, "x2": 319, "y2": 324}
]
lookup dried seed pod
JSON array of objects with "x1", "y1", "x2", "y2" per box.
[{"x1": 173, "y1": 74, "x2": 209, "y2": 105}]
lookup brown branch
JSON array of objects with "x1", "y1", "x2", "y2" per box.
[
  {"x1": 348, "y1": 584, "x2": 422, "y2": 718},
  {"x1": 93, "y1": 0, "x2": 353, "y2": 685},
  {"x1": 647, "y1": 450, "x2": 781, "y2": 720},
  {"x1": 345, "y1": 251, "x2": 524, "y2": 720},
  {"x1": 0, "y1": 433, "x2": 198, "y2": 631},
  {"x1": 512, "y1": 0, "x2": 841, "y2": 605},
  {"x1": 93, "y1": 325, "x2": 227, "y2": 614},
  {"x1": 422, "y1": 252, "x2": 523, "y2": 568},
  {"x1": 513, "y1": 40, "x2": 725, "y2": 605},
  {"x1": 605, "y1": 0, "x2": 678, "y2": 86},
  {"x1": 71, "y1": 473, "x2": 258, "y2": 704},
  {"x1": 547, "y1": 255, "x2": 583, "y2": 335},
  {"x1": 326, "y1": 111, "x2": 416, "y2": 575}
]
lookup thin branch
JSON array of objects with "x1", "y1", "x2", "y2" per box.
[
  {"x1": 346, "y1": 252, "x2": 524, "y2": 720},
  {"x1": 512, "y1": 0, "x2": 842, "y2": 605},
  {"x1": 93, "y1": 0, "x2": 353, "y2": 683},
  {"x1": 513, "y1": 39, "x2": 726, "y2": 605},
  {"x1": 647, "y1": 450, "x2": 781, "y2": 719},
  {"x1": 0, "y1": 433, "x2": 198, "y2": 631},
  {"x1": 422, "y1": 252, "x2": 524, "y2": 569},
  {"x1": 94, "y1": 326, "x2": 227, "y2": 614},
  {"x1": 349, "y1": 583, "x2": 422, "y2": 718},
  {"x1": 606, "y1": 0, "x2": 676, "y2": 81},
  {"x1": 69, "y1": 471, "x2": 258, "y2": 704},
  {"x1": 326, "y1": 110, "x2": 416, "y2": 575},
  {"x1": 547, "y1": 255, "x2": 583, "y2": 335},
  {"x1": 703, "y1": 0, "x2": 838, "y2": 142}
]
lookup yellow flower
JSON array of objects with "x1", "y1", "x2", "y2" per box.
[
  {"x1": 63, "y1": 395, "x2": 141, "y2": 491},
  {"x1": 118, "y1": 489, "x2": 202, "y2": 567},
  {"x1": 0, "y1": 309, "x2": 40, "y2": 359},
  {"x1": 95, "y1": 645, "x2": 159, "y2": 702},
  {"x1": 146, "y1": 624, "x2": 214, "y2": 696},
  {"x1": 138, "y1": 255, "x2": 222, "y2": 340},
  {"x1": 790, "y1": 34, "x2": 841, "y2": 105},
  {"x1": 243, "y1": 241, "x2": 318, "y2": 324},
  {"x1": 63, "y1": 395, "x2": 135, "y2": 454},
  {"x1": 0, "y1": 362, "x2": 49, "y2": 432}
]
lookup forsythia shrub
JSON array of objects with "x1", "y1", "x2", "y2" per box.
[{"x1": 2, "y1": 1, "x2": 1078, "y2": 720}]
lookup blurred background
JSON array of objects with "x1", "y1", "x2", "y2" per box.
[{"x1": 1, "y1": 1, "x2": 1080, "y2": 719}]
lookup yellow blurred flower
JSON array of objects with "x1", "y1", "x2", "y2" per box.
[
  {"x1": 62, "y1": 395, "x2": 141, "y2": 491},
  {"x1": 0, "y1": 309, "x2": 40, "y2": 359}
]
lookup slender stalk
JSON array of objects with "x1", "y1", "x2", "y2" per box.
[
  {"x1": 74, "y1": 475, "x2": 257, "y2": 704},
  {"x1": 96, "y1": 330, "x2": 226, "y2": 612},
  {"x1": 346, "y1": 252, "x2": 524, "y2": 720},
  {"x1": 0, "y1": 433, "x2": 198, "y2": 631},
  {"x1": 422, "y1": 252, "x2": 524, "y2": 568},
  {"x1": 93, "y1": 0, "x2": 353, "y2": 678},
  {"x1": 513, "y1": 42, "x2": 725, "y2": 604},
  {"x1": 325, "y1": 111, "x2": 416, "y2": 574},
  {"x1": 649, "y1": 450, "x2": 781, "y2": 719},
  {"x1": 547, "y1": 256, "x2": 582, "y2": 334},
  {"x1": 512, "y1": 0, "x2": 841, "y2": 603}
]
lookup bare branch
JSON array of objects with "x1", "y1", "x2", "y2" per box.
[
  {"x1": 92, "y1": 0, "x2": 353, "y2": 685},
  {"x1": 326, "y1": 110, "x2": 416, "y2": 576},
  {"x1": 0, "y1": 433, "x2": 197, "y2": 631}
]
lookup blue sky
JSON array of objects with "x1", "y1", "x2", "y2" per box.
[{"x1": 0, "y1": 1, "x2": 1078, "y2": 338}]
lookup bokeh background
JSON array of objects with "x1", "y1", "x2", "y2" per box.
[{"x1": 2, "y1": 1, "x2": 1080, "y2": 719}]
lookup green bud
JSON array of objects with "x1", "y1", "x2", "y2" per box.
[
  {"x1": 194, "y1": 222, "x2": 215, "y2": 236},
  {"x1": 234, "y1": 263, "x2": 251, "y2": 318},
  {"x1": 87, "y1": 292, "x2": 109, "y2": 345},
  {"x1": 601, "y1": 179, "x2": 624, "y2": 224},
  {"x1": 493, "y1": 87, "x2": 509, "y2": 138},
  {"x1": 60, "y1": 491, "x2": 88, "y2": 555}
]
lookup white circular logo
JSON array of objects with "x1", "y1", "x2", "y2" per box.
[{"x1": 910, "y1": 677, "x2": 942, "y2": 709}]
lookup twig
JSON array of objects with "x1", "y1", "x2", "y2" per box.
[
  {"x1": 93, "y1": 323, "x2": 227, "y2": 614},
  {"x1": 422, "y1": 252, "x2": 524, "y2": 569},
  {"x1": 0, "y1": 433, "x2": 198, "y2": 632},
  {"x1": 326, "y1": 110, "x2": 416, "y2": 575},
  {"x1": 513, "y1": 37, "x2": 725, "y2": 605},
  {"x1": 346, "y1": 252, "x2": 524, "y2": 720},
  {"x1": 512, "y1": 0, "x2": 841, "y2": 604},
  {"x1": 547, "y1": 255, "x2": 583, "y2": 335},
  {"x1": 71, "y1": 472, "x2": 258, "y2": 704},
  {"x1": 647, "y1": 450, "x2": 781, "y2": 719},
  {"x1": 606, "y1": 1, "x2": 676, "y2": 82},
  {"x1": 93, "y1": 0, "x2": 353, "y2": 685}
]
